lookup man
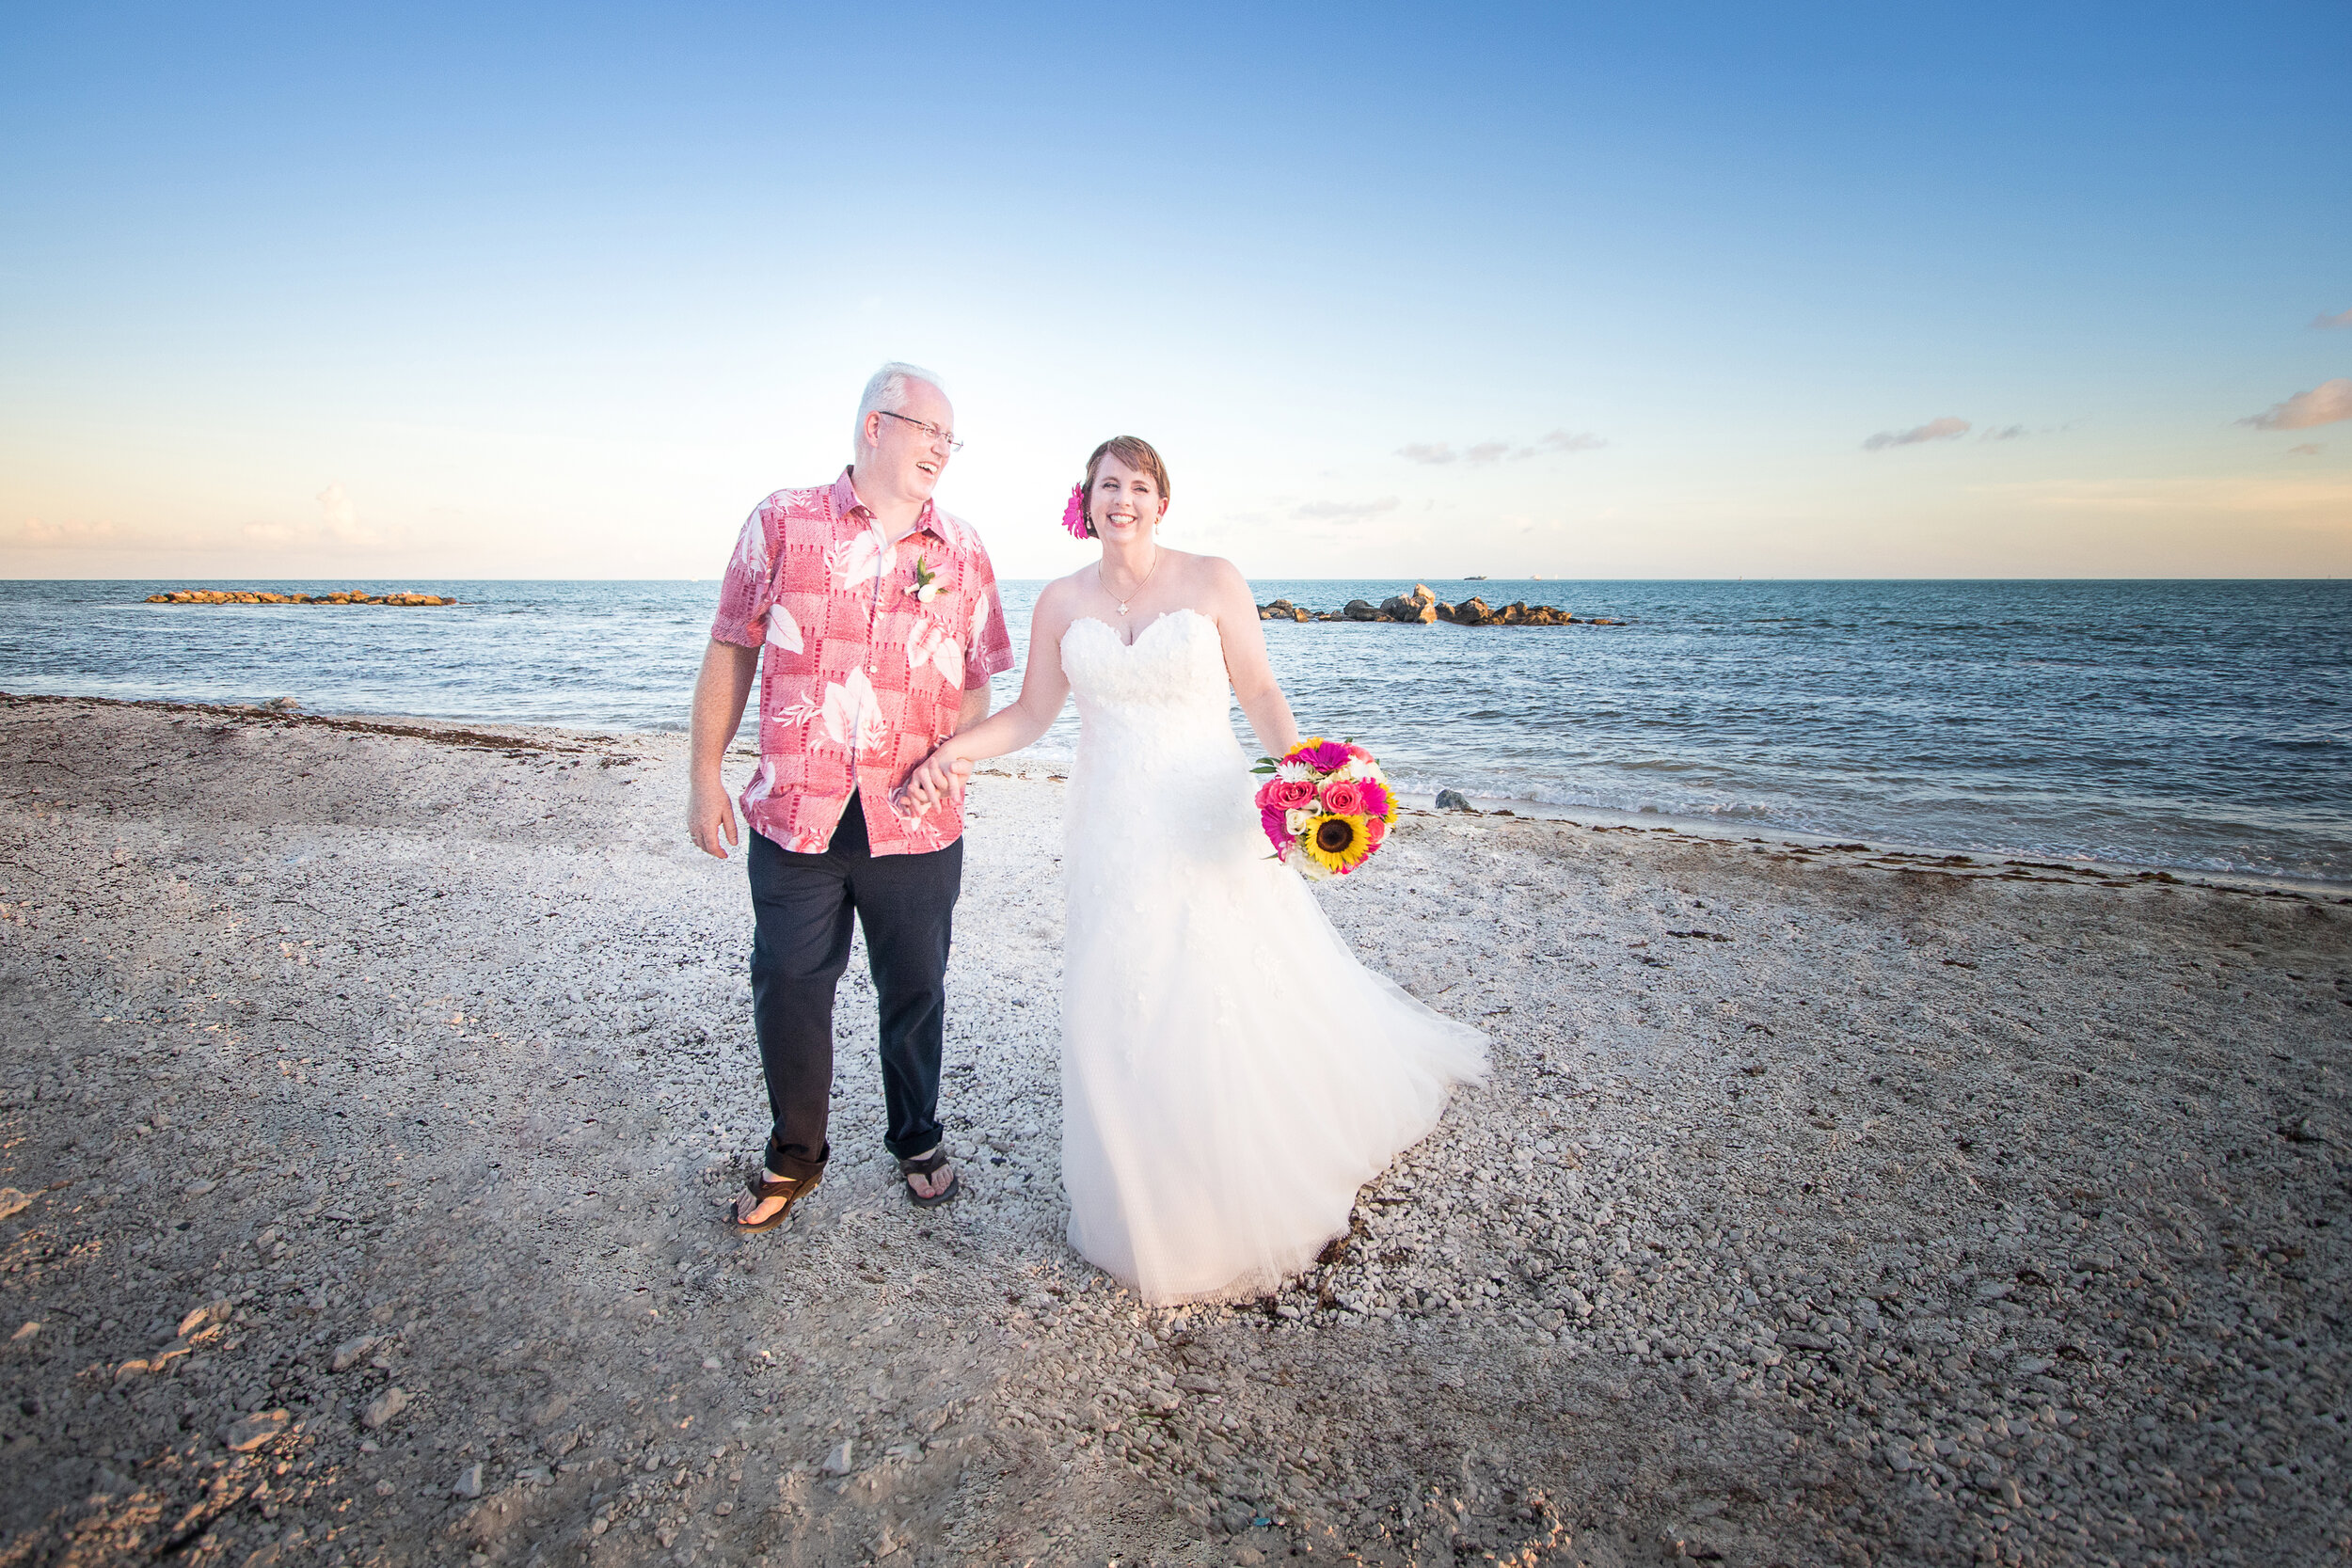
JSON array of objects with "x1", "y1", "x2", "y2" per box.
[{"x1": 688, "y1": 363, "x2": 1011, "y2": 1227}]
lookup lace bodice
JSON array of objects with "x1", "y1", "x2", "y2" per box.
[
  {"x1": 1060, "y1": 609, "x2": 1238, "y2": 740},
  {"x1": 1058, "y1": 609, "x2": 1259, "y2": 870}
]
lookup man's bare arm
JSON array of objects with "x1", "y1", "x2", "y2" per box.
[{"x1": 688, "y1": 639, "x2": 760, "y2": 859}]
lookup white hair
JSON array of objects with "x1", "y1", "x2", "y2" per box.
[{"x1": 852, "y1": 361, "x2": 949, "y2": 458}]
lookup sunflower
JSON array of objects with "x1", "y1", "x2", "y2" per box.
[{"x1": 1301, "y1": 813, "x2": 1374, "y2": 876}]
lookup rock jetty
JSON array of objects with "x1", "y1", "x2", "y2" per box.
[
  {"x1": 1259, "y1": 583, "x2": 1618, "y2": 626},
  {"x1": 144, "y1": 589, "x2": 456, "y2": 606}
]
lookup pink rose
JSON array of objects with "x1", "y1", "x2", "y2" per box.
[
  {"x1": 1319, "y1": 779, "x2": 1364, "y2": 816},
  {"x1": 1266, "y1": 777, "x2": 1317, "y2": 812},
  {"x1": 1364, "y1": 815, "x2": 1387, "y2": 849}
]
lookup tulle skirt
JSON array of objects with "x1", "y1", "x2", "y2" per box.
[{"x1": 1059, "y1": 751, "x2": 1487, "y2": 1304}]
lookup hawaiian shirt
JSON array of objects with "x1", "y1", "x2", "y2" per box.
[{"x1": 710, "y1": 468, "x2": 1013, "y2": 856}]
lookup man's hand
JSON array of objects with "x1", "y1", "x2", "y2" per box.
[
  {"x1": 688, "y1": 773, "x2": 740, "y2": 858},
  {"x1": 901, "y1": 751, "x2": 974, "y2": 815}
]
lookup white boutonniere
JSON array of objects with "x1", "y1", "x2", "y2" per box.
[{"x1": 906, "y1": 555, "x2": 944, "y2": 603}]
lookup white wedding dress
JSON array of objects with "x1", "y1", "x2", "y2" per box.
[{"x1": 1057, "y1": 609, "x2": 1487, "y2": 1304}]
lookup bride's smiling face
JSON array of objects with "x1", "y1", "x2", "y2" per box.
[{"x1": 1089, "y1": 455, "x2": 1166, "y2": 541}]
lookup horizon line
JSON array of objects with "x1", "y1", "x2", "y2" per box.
[{"x1": 3, "y1": 575, "x2": 2349, "y2": 586}]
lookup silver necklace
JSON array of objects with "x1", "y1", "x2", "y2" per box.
[{"x1": 1100, "y1": 549, "x2": 1162, "y2": 616}]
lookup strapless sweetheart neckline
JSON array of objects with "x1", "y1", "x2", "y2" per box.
[{"x1": 1063, "y1": 606, "x2": 1212, "y2": 650}]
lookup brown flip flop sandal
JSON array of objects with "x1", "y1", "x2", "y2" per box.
[
  {"x1": 731, "y1": 1166, "x2": 820, "y2": 1231},
  {"x1": 731, "y1": 1141, "x2": 827, "y2": 1231}
]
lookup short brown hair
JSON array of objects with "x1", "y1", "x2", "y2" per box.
[{"x1": 1080, "y1": 436, "x2": 1171, "y2": 538}]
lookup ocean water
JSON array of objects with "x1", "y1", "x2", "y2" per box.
[{"x1": 4, "y1": 578, "x2": 2346, "y2": 884}]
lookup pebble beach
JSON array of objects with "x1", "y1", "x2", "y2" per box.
[{"x1": 2, "y1": 691, "x2": 2346, "y2": 1567}]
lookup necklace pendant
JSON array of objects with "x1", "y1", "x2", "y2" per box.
[{"x1": 1117, "y1": 603, "x2": 1130, "y2": 614}]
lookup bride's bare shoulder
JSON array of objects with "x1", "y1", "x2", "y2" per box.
[
  {"x1": 1027, "y1": 571, "x2": 1093, "y2": 641},
  {"x1": 1179, "y1": 552, "x2": 1257, "y2": 603},
  {"x1": 1033, "y1": 570, "x2": 1090, "y2": 613},
  {"x1": 1155, "y1": 549, "x2": 1233, "y2": 587}
]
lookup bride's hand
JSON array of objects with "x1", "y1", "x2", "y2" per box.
[{"x1": 901, "y1": 749, "x2": 973, "y2": 814}]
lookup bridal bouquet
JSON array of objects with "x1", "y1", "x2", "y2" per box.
[{"x1": 1252, "y1": 737, "x2": 1398, "y2": 880}]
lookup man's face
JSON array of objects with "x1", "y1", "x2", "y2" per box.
[{"x1": 862, "y1": 380, "x2": 956, "y2": 503}]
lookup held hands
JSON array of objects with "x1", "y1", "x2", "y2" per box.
[
  {"x1": 687, "y1": 775, "x2": 740, "y2": 859},
  {"x1": 900, "y1": 749, "x2": 974, "y2": 816}
]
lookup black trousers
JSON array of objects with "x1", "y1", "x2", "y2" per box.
[{"x1": 748, "y1": 795, "x2": 962, "y2": 1177}]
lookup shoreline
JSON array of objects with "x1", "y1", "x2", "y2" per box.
[
  {"x1": 10, "y1": 688, "x2": 2338, "y2": 899},
  {"x1": 2, "y1": 692, "x2": 2346, "y2": 1564},
  {"x1": 978, "y1": 747, "x2": 2352, "y2": 903}
]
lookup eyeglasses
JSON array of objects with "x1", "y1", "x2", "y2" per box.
[{"x1": 876, "y1": 409, "x2": 963, "y2": 451}]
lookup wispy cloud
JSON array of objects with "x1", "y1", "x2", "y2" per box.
[
  {"x1": 2286, "y1": 443, "x2": 2325, "y2": 456},
  {"x1": 1517, "y1": 429, "x2": 1607, "y2": 459},
  {"x1": 1980, "y1": 424, "x2": 2027, "y2": 442},
  {"x1": 1862, "y1": 416, "x2": 1970, "y2": 451},
  {"x1": 1293, "y1": 497, "x2": 1400, "y2": 522},
  {"x1": 2239, "y1": 378, "x2": 2352, "y2": 432},
  {"x1": 3, "y1": 483, "x2": 425, "y2": 564},
  {"x1": 2310, "y1": 307, "x2": 2352, "y2": 330},
  {"x1": 2, "y1": 516, "x2": 121, "y2": 548},
  {"x1": 239, "y1": 483, "x2": 391, "y2": 549},
  {"x1": 1396, "y1": 430, "x2": 1606, "y2": 466}
]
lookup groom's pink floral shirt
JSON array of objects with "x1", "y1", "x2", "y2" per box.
[{"x1": 710, "y1": 468, "x2": 1013, "y2": 856}]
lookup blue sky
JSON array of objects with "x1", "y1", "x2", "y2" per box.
[{"x1": 3, "y1": 2, "x2": 2346, "y2": 579}]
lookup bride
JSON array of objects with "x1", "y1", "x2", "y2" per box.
[{"x1": 904, "y1": 436, "x2": 1486, "y2": 1303}]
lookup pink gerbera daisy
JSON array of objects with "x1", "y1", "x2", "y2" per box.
[{"x1": 1295, "y1": 738, "x2": 1354, "y2": 774}]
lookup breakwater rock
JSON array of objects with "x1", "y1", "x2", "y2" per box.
[
  {"x1": 1258, "y1": 583, "x2": 1620, "y2": 626},
  {"x1": 145, "y1": 589, "x2": 456, "y2": 606}
]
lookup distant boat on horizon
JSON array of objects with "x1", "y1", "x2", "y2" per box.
[{"x1": 1463, "y1": 574, "x2": 1487, "y2": 580}]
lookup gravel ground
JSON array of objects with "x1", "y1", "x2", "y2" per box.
[{"x1": 1, "y1": 691, "x2": 2346, "y2": 1568}]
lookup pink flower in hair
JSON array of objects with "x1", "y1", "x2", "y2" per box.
[{"x1": 1061, "y1": 482, "x2": 1089, "y2": 540}]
